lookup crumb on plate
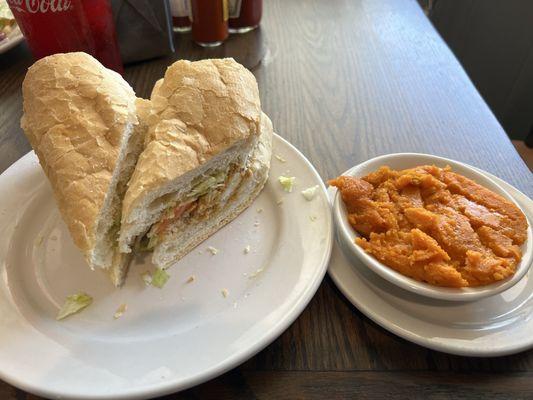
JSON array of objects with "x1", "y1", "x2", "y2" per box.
[
  {"x1": 248, "y1": 267, "x2": 264, "y2": 278},
  {"x1": 35, "y1": 234, "x2": 44, "y2": 246},
  {"x1": 141, "y1": 271, "x2": 152, "y2": 286},
  {"x1": 301, "y1": 185, "x2": 319, "y2": 201},
  {"x1": 207, "y1": 246, "x2": 219, "y2": 255},
  {"x1": 113, "y1": 304, "x2": 127, "y2": 320}
]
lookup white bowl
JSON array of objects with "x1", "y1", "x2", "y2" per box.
[{"x1": 332, "y1": 153, "x2": 533, "y2": 302}]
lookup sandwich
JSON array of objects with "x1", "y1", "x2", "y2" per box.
[
  {"x1": 21, "y1": 52, "x2": 145, "y2": 286},
  {"x1": 21, "y1": 54, "x2": 273, "y2": 286},
  {"x1": 119, "y1": 59, "x2": 273, "y2": 269}
]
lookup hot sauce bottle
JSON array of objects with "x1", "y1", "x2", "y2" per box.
[
  {"x1": 229, "y1": 0, "x2": 262, "y2": 33},
  {"x1": 190, "y1": 0, "x2": 228, "y2": 47},
  {"x1": 170, "y1": 0, "x2": 191, "y2": 33}
]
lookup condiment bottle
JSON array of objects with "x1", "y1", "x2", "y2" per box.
[
  {"x1": 190, "y1": 0, "x2": 229, "y2": 47},
  {"x1": 170, "y1": 0, "x2": 191, "y2": 33},
  {"x1": 229, "y1": 0, "x2": 262, "y2": 33}
]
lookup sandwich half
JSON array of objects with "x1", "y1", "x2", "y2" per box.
[
  {"x1": 119, "y1": 58, "x2": 273, "y2": 268},
  {"x1": 21, "y1": 52, "x2": 145, "y2": 286}
]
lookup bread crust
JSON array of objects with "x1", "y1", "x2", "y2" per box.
[
  {"x1": 122, "y1": 58, "x2": 261, "y2": 221},
  {"x1": 153, "y1": 112, "x2": 273, "y2": 268},
  {"x1": 21, "y1": 52, "x2": 138, "y2": 256}
]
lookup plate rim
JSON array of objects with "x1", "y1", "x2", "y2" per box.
[
  {"x1": 328, "y1": 156, "x2": 533, "y2": 357},
  {"x1": 0, "y1": 133, "x2": 334, "y2": 399}
]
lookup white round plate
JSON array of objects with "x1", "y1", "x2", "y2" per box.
[
  {"x1": 0, "y1": 26, "x2": 24, "y2": 54},
  {"x1": 0, "y1": 133, "x2": 333, "y2": 399},
  {"x1": 328, "y1": 169, "x2": 533, "y2": 357}
]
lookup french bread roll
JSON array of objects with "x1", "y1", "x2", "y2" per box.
[
  {"x1": 21, "y1": 54, "x2": 273, "y2": 286},
  {"x1": 119, "y1": 59, "x2": 264, "y2": 266},
  {"x1": 152, "y1": 112, "x2": 272, "y2": 268},
  {"x1": 21, "y1": 52, "x2": 145, "y2": 286}
]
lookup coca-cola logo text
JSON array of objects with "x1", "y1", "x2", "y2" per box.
[{"x1": 7, "y1": 0, "x2": 73, "y2": 13}]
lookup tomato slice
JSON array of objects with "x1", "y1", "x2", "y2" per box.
[{"x1": 155, "y1": 201, "x2": 197, "y2": 235}]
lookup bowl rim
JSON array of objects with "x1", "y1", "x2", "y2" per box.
[{"x1": 331, "y1": 152, "x2": 533, "y2": 302}]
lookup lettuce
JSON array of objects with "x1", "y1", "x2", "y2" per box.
[
  {"x1": 56, "y1": 293, "x2": 93, "y2": 320},
  {"x1": 151, "y1": 268, "x2": 170, "y2": 288},
  {"x1": 278, "y1": 176, "x2": 296, "y2": 192},
  {"x1": 187, "y1": 170, "x2": 226, "y2": 198}
]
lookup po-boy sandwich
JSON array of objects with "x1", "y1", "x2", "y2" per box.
[
  {"x1": 119, "y1": 59, "x2": 273, "y2": 269},
  {"x1": 21, "y1": 52, "x2": 145, "y2": 286},
  {"x1": 21, "y1": 55, "x2": 273, "y2": 287}
]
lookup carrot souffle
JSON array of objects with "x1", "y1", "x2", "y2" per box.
[{"x1": 329, "y1": 165, "x2": 528, "y2": 287}]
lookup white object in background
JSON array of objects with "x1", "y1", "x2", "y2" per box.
[{"x1": 169, "y1": 0, "x2": 189, "y2": 16}]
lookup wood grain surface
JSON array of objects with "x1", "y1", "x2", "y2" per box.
[{"x1": 0, "y1": 0, "x2": 532, "y2": 398}]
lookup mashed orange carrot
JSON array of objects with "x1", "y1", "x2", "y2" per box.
[{"x1": 329, "y1": 165, "x2": 528, "y2": 287}]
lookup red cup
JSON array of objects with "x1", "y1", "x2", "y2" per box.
[
  {"x1": 7, "y1": 0, "x2": 123, "y2": 73},
  {"x1": 82, "y1": 0, "x2": 123, "y2": 73}
]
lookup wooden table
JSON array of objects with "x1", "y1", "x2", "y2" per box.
[{"x1": 1, "y1": 0, "x2": 532, "y2": 398}]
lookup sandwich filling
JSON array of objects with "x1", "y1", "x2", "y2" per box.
[
  {"x1": 94, "y1": 121, "x2": 144, "y2": 270},
  {"x1": 138, "y1": 160, "x2": 250, "y2": 252}
]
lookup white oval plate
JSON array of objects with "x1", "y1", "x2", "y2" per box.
[
  {"x1": 0, "y1": 26, "x2": 24, "y2": 54},
  {"x1": 0, "y1": 133, "x2": 333, "y2": 399},
  {"x1": 329, "y1": 168, "x2": 533, "y2": 357}
]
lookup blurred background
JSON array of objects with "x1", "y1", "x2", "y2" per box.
[
  {"x1": 419, "y1": 0, "x2": 533, "y2": 168},
  {"x1": 2, "y1": 0, "x2": 531, "y2": 168}
]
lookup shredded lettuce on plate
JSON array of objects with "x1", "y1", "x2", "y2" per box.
[
  {"x1": 151, "y1": 268, "x2": 170, "y2": 288},
  {"x1": 56, "y1": 293, "x2": 93, "y2": 320},
  {"x1": 207, "y1": 246, "x2": 219, "y2": 255},
  {"x1": 278, "y1": 176, "x2": 295, "y2": 192}
]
